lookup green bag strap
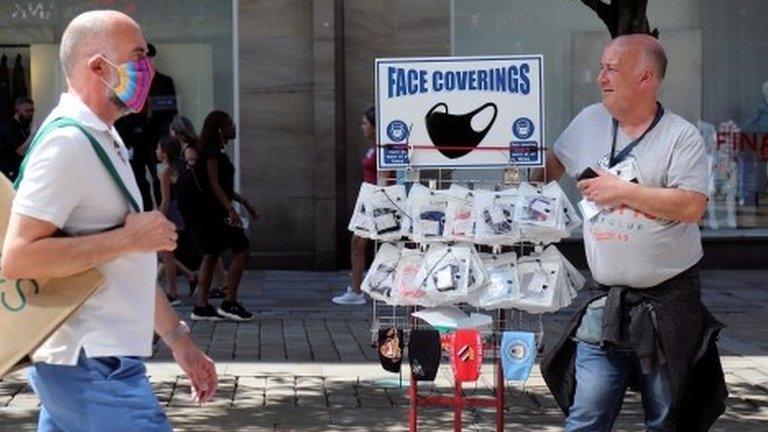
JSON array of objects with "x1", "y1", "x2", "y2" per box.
[{"x1": 14, "y1": 117, "x2": 141, "y2": 213}]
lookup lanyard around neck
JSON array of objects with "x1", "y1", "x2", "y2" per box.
[{"x1": 609, "y1": 102, "x2": 664, "y2": 167}]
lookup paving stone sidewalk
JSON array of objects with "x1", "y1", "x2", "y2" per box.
[{"x1": 1, "y1": 270, "x2": 768, "y2": 431}]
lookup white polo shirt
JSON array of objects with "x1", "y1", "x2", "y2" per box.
[{"x1": 12, "y1": 93, "x2": 157, "y2": 366}]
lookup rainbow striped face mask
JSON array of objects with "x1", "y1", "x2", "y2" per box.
[{"x1": 99, "y1": 55, "x2": 155, "y2": 113}]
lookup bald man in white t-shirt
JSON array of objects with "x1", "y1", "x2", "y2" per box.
[{"x1": 1, "y1": 10, "x2": 216, "y2": 432}]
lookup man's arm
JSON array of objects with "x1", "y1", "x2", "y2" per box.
[
  {"x1": 1, "y1": 210, "x2": 177, "y2": 280},
  {"x1": 530, "y1": 150, "x2": 566, "y2": 183},
  {"x1": 154, "y1": 288, "x2": 217, "y2": 404},
  {"x1": 578, "y1": 170, "x2": 707, "y2": 223}
]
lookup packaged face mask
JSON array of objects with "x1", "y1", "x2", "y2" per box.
[
  {"x1": 348, "y1": 183, "x2": 410, "y2": 241},
  {"x1": 443, "y1": 185, "x2": 475, "y2": 242},
  {"x1": 408, "y1": 184, "x2": 449, "y2": 242},
  {"x1": 472, "y1": 188, "x2": 521, "y2": 246},
  {"x1": 544, "y1": 181, "x2": 582, "y2": 234},
  {"x1": 512, "y1": 251, "x2": 577, "y2": 314},
  {"x1": 415, "y1": 244, "x2": 486, "y2": 306},
  {"x1": 390, "y1": 248, "x2": 427, "y2": 306},
  {"x1": 512, "y1": 256, "x2": 558, "y2": 313},
  {"x1": 362, "y1": 243, "x2": 402, "y2": 302},
  {"x1": 471, "y1": 252, "x2": 519, "y2": 310}
]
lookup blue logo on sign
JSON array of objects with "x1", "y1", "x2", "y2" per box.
[
  {"x1": 386, "y1": 120, "x2": 410, "y2": 142},
  {"x1": 512, "y1": 118, "x2": 534, "y2": 140}
]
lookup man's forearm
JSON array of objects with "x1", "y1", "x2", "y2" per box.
[
  {"x1": 155, "y1": 287, "x2": 182, "y2": 338},
  {"x1": 619, "y1": 183, "x2": 706, "y2": 223},
  {"x1": 1, "y1": 228, "x2": 132, "y2": 280}
]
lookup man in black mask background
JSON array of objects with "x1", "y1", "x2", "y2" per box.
[{"x1": 0, "y1": 96, "x2": 34, "y2": 180}]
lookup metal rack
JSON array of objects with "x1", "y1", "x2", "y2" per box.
[{"x1": 369, "y1": 159, "x2": 548, "y2": 432}]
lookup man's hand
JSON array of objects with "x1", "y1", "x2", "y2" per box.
[
  {"x1": 123, "y1": 211, "x2": 177, "y2": 252},
  {"x1": 577, "y1": 169, "x2": 630, "y2": 208},
  {"x1": 171, "y1": 337, "x2": 218, "y2": 405}
]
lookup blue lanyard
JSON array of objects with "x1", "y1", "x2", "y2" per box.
[{"x1": 609, "y1": 102, "x2": 665, "y2": 167}]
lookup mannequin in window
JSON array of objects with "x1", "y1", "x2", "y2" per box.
[
  {"x1": 739, "y1": 80, "x2": 768, "y2": 218},
  {"x1": 698, "y1": 119, "x2": 738, "y2": 229}
]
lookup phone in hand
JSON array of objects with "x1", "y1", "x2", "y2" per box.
[{"x1": 577, "y1": 167, "x2": 599, "y2": 181}]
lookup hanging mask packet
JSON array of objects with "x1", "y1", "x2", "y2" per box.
[
  {"x1": 390, "y1": 248, "x2": 427, "y2": 306},
  {"x1": 416, "y1": 244, "x2": 485, "y2": 306},
  {"x1": 471, "y1": 252, "x2": 520, "y2": 310},
  {"x1": 443, "y1": 185, "x2": 475, "y2": 242},
  {"x1": 362, "y1": 243, "x2": 402, "y2": 302},
  {"x1": 512, "y1": 255, "x2": 559, "y2": 313},
  {"x1": 408, "y1": 184, "x2": 449, "y2": 242},
  {"x1": 540, "y1": 245, "x2": 585, "y2": 295},
  {"x1": 544, "y1": 181, "x2": 582, "y2": 235},
  {"x1": 472, "y1": 188, "x2": 521, "y2": 245},
  {"x1": 348, "y1": 183, "x2": 410, "y2": 240}
]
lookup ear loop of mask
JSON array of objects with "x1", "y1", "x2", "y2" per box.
[{"x1": 97, "y1": 55, "x2": 121, "y2": 90}]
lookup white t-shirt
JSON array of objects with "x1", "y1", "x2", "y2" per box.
[
  {"x1": 554, "y1": 103, "x2": 708, "y2": 288},
  {"x1": 12, "y1": 93, "x2": 156, "y2": 365}
]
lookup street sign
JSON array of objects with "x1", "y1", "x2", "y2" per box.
[{"x1": 375, "y1": 55, "x2": 545, "y2": 169}]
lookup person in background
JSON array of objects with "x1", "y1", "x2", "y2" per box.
[
  {"x1": 156, "y1": 136, "x2": 197, "y2": 304},
  {"x1": 332, "y1": 106, "x2": 377, "y2": 305},
  {"x1": 170, "y1": 114, "x2": 228, "y2": 297},
  {"x1": 190, "y1": 110, "x2": 257, "y2": 321},
  {"x1": 0, "y1": 96, "x2": 35, "y2": 180}
]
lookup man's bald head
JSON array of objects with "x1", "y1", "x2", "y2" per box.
[
  {"x1": 59, "y1": 10, "x2": 141, "y2": 80},
  {"x1": 610, "y1": 34, "x2": 667, "y2": 81}
]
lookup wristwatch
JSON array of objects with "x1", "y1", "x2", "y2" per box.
[{"x1": 161, "y1": 320, "x2": 190, "y2": 347}]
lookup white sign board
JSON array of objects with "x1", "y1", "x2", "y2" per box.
[{"x1": 375, "y1": 55, "x2": 544, "y2": 169}]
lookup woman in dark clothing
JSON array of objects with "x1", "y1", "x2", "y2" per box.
[
  {"x1": 169, "y1": 115, "x2": 228, "y2": 296},
  {"x1": 156, "y1": 136, "x2": 197, "y2": 305},
  {"x1": 190, "y1": 110, "x2": 257, "y2": 322}
]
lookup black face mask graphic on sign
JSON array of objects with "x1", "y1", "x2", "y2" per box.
[{"x1": 425, "y1": 102, "x2": 498, "y2": 159}]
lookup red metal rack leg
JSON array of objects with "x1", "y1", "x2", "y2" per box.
[
  {"x1": 409, "y1": 372, "x2": 418, "y2": 432},
  {"x1": 454, "y1": 380, "x2": 462, "y2": 432}
]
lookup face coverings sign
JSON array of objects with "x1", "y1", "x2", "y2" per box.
[{"x1": 375, "y1": 55, "x2": 544, "y2": 169}]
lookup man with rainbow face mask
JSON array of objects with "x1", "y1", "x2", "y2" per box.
[{"x1": 1, "y1": 10, "x2": 217, "y2": 432}]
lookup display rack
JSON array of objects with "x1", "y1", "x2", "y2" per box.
[{"x1": 368, "y1": 157, "x2": 548, "y2": 432}]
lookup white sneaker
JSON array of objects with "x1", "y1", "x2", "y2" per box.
[{"x1": 332, "y1": 287, "x2": 366, "y2": 305}]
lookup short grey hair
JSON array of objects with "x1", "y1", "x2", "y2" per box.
[
  {"x1": 612, "y1": 34, "x2": 668, "y2": 81},
  {"x1": 59, "y1": 10, "x2": 122, "y2": 79}
]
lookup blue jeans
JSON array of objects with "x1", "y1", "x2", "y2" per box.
[
  {"x1": 565, "y1": 342, "x2": 673, "y2": 432},
  {"x1": 27, "y1": 351, "x2": 171, "y2": 432}
]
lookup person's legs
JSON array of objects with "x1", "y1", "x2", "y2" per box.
[
  {"x1": 196, "y1": 254, "x2": 218, "y2": 308},
  {"x1": 214, "y1": 258, "x2": 227, "y2": 287},
  {"x1": 350, "y1": 234, "x2": 368, "y2": 294},
  {"x1": 638, "y1": 364, "x2": 674, "y2": 432},
  {"x1": 565, "y1": 342, "x2": 633, "y2": 432},
  {"x1": 28, "y1": 353, "x2": 172, "y2": 432},
  {"x1": 217, "y1": 227, "x2": 253, "y2": 321},
  {"x1": 224, "y1": 250, "x2": 247, "y2": 302},
  {"x1": 332, "y1": 235, "x2": 368, "y2": 305}
]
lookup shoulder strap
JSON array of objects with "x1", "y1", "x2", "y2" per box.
[{"x1": 14, "y1": 117, "x2": 141, "y2": 213}]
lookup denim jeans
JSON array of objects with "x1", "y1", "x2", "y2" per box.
[
  {"x1": 27, "y1": 350, "x2": 171, "y2": 432},
  {"x1": 565, "y1": 342, "x2": 674, "y2": 432}
]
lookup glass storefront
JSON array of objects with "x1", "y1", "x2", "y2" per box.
[
  {"x1": 453, "y1": 0, "x2": 768, "y2": 234},
  {"x1": 0, "y1": 0, "x2": 234, "y2": 137}
]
